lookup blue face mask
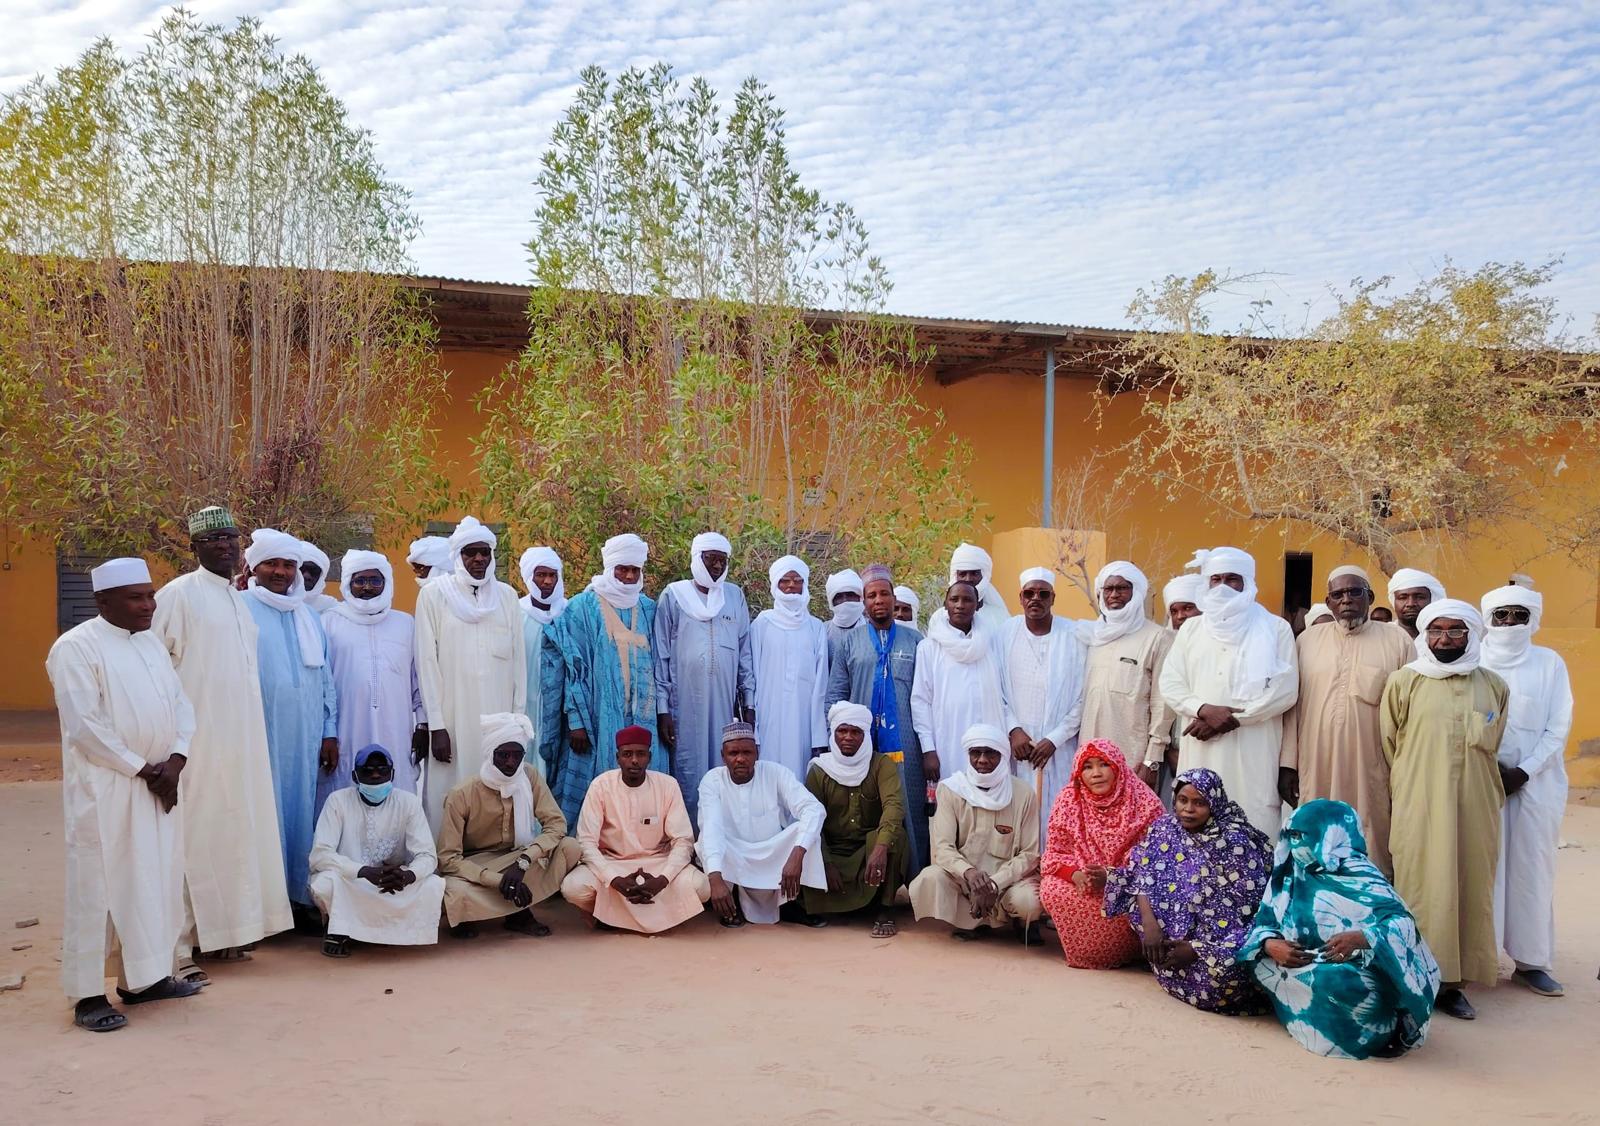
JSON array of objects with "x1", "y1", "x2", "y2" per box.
[{"x1": 356, "y1": 780, "x2": 393, "y2": 804}]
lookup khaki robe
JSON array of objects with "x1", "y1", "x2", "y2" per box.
[
  {"x1": 1080, "y1": 620, "x2": 1175, "y2": 769},
  {"x1": 1281, "y1": 620, "x2": 1412, "y2": 875},
  {"x1": 1381, "y1": 666, "x2": 1509, "y2": 985},
  {"x1": 436, "y1": 765, "x2": 579, "y2": 925},
  {"x1": 910, "y1": 783, "x2": 1041, "y2": 929}
]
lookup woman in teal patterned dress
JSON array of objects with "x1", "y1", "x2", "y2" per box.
[{"x1": 1237, "y1": 800, "x2": 1441, "y2": 1060}]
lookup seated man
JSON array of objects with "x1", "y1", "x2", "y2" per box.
[
  {"x1": 803, "y1": 701, "x2": 910, "y2": 938},
  {"x1": 697, "y1": 720, "x2": 827, "y2": 927},
  {"x1": 910, "y1": 723, "x2": 1042, "y2": 942},
  {"x1": 560, "y1": 725, "x2": 709, "y2": 933},
  {"x1": 309, "y1": 745, "x2": 445, "y2": 958},
  {"x1": 437, "y1": 713, "x2": 581, "y2": 939}
]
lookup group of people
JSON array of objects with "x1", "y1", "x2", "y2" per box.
[{"x1": 48, "y1": 508, "x2": 1572, "y2": 1063}]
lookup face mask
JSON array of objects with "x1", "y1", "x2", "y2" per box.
[
  {"x1": 356, "y1": 780, "x2": 393, "y2": 804},
  {"x1": 832, "y1": 601, "x2": 864, "y2": 628}
]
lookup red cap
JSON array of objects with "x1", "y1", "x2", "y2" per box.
[{"x1": 615, "y1": 725, "x2": 653, "y2": 750}]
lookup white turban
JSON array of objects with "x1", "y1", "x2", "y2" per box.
[
  {"x1": 298, "y1": 540, "x2": 331, "y2": 583},
  {"x1": 331, "y1": 549, "x2": 394, "y2": 623},
  {"x1": 1162, "y1": 573, "x2": 1204, "y2": 611},
  {"x1": 244, "y1": 528, "x2": 305, "y2": 571},
  {"x1": 590, "y1": 533, "x2": 649, "y2": 610},
  {"x1": 518, "y1": 546, "x2": 567, "y2": 624},
  {"x1": 671, "y1": 531, "x2": 732, "y2": 622},
  {"x1": 813, "y1": 701, "x2": 874, "y2": 787},
  {"x1": 1079, "y1": 560, "x2": 1149, "y2": 647},
  {"x1": 243, "y1": 529, "x2": 323, "y2": 667},
  {"x1": 1194, "y1": 546, "x2": 1289, "y2": 704},
  {"x1": 825, "y1": 569, "x2": 864, "y2": 629},
  {"x1": 478, "y1": 712, "x2": 537, "y2": 847},
  {"x1": 1018, "y1": 566, "x2": 1055, "y2": 589},
  {"x1": 1407, "y1": 599, "x2": 1484, "y2": 679},
  {"x1": 893, "y1": 584, "x2": 921, "y2": 629},
  {"x1": 1480, "y1": 584, "x2": 1542, "y2": 669},
  {"x1": 406, "y1": 536, "x2": 450, "y2": 585},
  {"x1": 90, "y1": 557, "x2": 151, "y2": 592},
  {"x1": 448, "y1": 516, "x2": 496, "y2": 560},
  {"x1": 1387, "y1": 567, "x2": 1446, "y2": 603},
  {"x1": 941, "y1": 722, "x2": 1013, "y2": 811},
  {"x1": 949, "y1": 542, "x2": 993, "y2": 584},
  {"x1": 1304, "y1": 602, "x2": 1333, "y2": 627},
  {"x1": 765, "y1": 555, "x2": 811, "y2": 630},
  {"x1": 438, "y1": 517, "x2": 502, "y2": 625},
  {"x1": 1196, "y1": 547, "x2": 1257, "y2": 584}
]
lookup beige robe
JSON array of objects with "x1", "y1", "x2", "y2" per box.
[
  {"x1": 436, "y1": 765, "x2": 579, "y2": 925},
  {"x1": 910, "y1": 783, "x2": 1041, "y2": 929},
  {"x1": 1281, "y1": 619, "x2": 1412, "y2": 875},
  {"x1": 1080, "y1": 620, "x2": 1174, "y2": 769},
  {"x1": 1381, "y1": 666, "x2": 1509, "y2": 985}
]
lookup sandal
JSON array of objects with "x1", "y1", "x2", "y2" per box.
[
  {"x1": 74, "y1": 998, "x2": 127, "y2": 1033},
  {"x1": 175, "y1": 961, "x2": 211, "y2": 987},
  {"x1": 870, "y1": 918, "x2": 898, "y2": 939},
  {"x1": 116, "y1": 977, "x2": 202, "y2": 1005},
  {"x1": 719, "y1": 913, "x2": 747, "y2": 928},
  {"x1": 322, "y1": 935, "x2": 353, "y2": 958},
  {"x1": 503, "y1": 912, "x2": 552, "y2": 938}
]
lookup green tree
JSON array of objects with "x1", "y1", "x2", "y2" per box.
[
  {"x1": 1109, "y1": 262, "x2": 1600, "y2": 576},
  {"x1": 475, "y1": 64, "x2": 973, "y2": 596},
  {"x1": 0, "y1": 9, "x2": 446, "y2": 563}
]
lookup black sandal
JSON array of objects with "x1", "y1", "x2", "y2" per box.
[
  {"x1": 322, "y1": 935, "x2": 353, "y2": 958},
  {"x1": 74, "y1": 998, "x2": 127, "y2": 1033},
  {"x1": 116, "y1": 977, "x2": 202, "y2": 1005}
]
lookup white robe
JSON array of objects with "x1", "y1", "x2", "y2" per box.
[
  {"x1": 750, "y1": 613, "x2": 830, "y2": 781},
  {"x1": 308, "y1": 788, "x2": 444, "y2": 946},
  {"x1": 414, "y1": 577, "x2": 526, "y2": 834},
  {"x1": 47, "y1": 617, "x2": 194, "y2": 998},
  {"x1": 1159, "y1": 614, "x2": 1299, "y2": 839},
  {"x1": 151, "y1": 570, "x2": 293, "y2": 951},
  {"x1": 910, "y1": 628, "x2": 1008, "y2": 781},
  {"x1": 1488, "y1": 644, "x2": 1572, "y2": 970},
  {"x1": 996, "y1": 615, "x2": 1086, "y2": 829},
  {"x1": 695, "y1": 761, "x2": 826, "y2": 923},
  {"x1": 321, "y1": 609, "x2": 423, "y2": 802}
]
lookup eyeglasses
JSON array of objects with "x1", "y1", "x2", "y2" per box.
[
  {"x1": 1490, "y1": 607, "x2": 1531, "y2": 624},
  {"x1": 1020, "y1": 589, "x2": 1053, "y2": 601},
  {"x1": 1425, "y1": 627, "x2": 1470, "y2": 641},
  {"x1": 193, "y1": 531, "x2": 240, "y2": 545},
  {"x1": 1100, "y1": 582, "x2": 1134, "y2": 595}
]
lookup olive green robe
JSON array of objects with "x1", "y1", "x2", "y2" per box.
[{"x1": 803, "y1": 754, "x2": 908, "y2": 913}]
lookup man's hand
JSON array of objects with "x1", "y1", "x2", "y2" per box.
[
  {"x1": 962, "y1": 869, "x2": 998, "y2": 918},
  {"x1": 864, "y1": 844, "x2": 889, "y2": 887},
  {"x1": 411, "y1": 725, "x2": 429, "y2": 766},
  {"x1": 1135, "y1": 762, "x2": 1159, "y2": 788},
  {"x1": 1009, "y1": 727, "x2": 1034, "y2": 764},
  {"x1": 1277, "y1": 767, "x2": 1300, "y2": 808},
  {"x1": 1163, "y1": 940, "x2": 1198, "y2": 969},
  {"x1": 921, "y1": 751, "x2": 941, "y2": 785},
  {"x1": 1264, "y1": 937, "x2": 1314, "y2": 968},
  {"x1": 780, "y1": 847, "x2": 806, "y2": 901},
  {"x1": 1190, "y1": 704, "x2": 1241, "y2": 742},
  {"x1": 635, "y1": 871, "x2": 670, "y2": 904},
  {"x1": 498, "y1": 864, "x2": 531, "y2": 906},
  {"x1": 1499, "y1": 764, "x2": 1529, "y2": 797},
  {"x1": 430, "y1": 729, "x2": 453, "y2": 764},
  {"x1": 1031, "y1": 738, "x2": 1058, "y2": 769},
  {"x1": 1321, "y1": 930, "x2": 1369, "y2": 962},
  {"x1": 825, "y1": 865, "x2": 841, "y2": 893},
  {"x1": 319, "y1": 737, "x2": 339, "y2": 774},
  {"x1": 357, "y1": 864, "x2": 386, "y2": 888},
  {"x1": 569, "y1": 728, "x2": 592, "y2": 756},
  {"x1": 610, "y1": 870, "x2": 645, "y2": 900},
  {"x1": 142, "y1": 754, "x2": 185, "y2": 812},
  {"x1": 378, "y1": 867, "x2": 416, "y2": 894},
  {"x1": 708, "y1": 872, "x2": 738, "y2": 920},
  {"x1": 657, "y1": 713, "x2": 676, "y2": 751}
]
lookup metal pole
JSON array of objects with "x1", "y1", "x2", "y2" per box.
[{"x1": 1042, "y1": 346, "x2": 1056, "y2": 529}]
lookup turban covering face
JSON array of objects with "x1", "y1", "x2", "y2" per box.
[
  {"x1": 1079, "y1": 561, "x2": 1149, "y2": 647},
  {"x1": 825, "y1": 569, "x2": 865, "y2": 629},
  {"x1": 591, "y1": 534, "x2": 649, "y2": 610},
  {"x1": 1405, "y1": 599, "x2": 1484, "y2": 678},
  {"x1": 298, "y1": 541, "x2": 331, "y2": 582},
  {"x1": 1480, "y1": 585, "x2": 1542, "y2": 668},
  {"x1": 91, "y1": 557, "x2": 151, "y2": 592},
  {"x1": 1194, "y1": 547, "x2": 1289, "y2": 704},
  {"x1": 331, "y1": 549, "x2": 394, "y2": 622},
  {"x1": 766, "y1": 555, "x2": 812, "y2": 629}
]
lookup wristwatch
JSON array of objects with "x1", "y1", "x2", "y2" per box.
[
  {"x1": 1142, "y1": 759, "x2": 1163, "y2": 772},
  {"x1": 515, "y1": 855, "x2": 532, "y2": 872}
]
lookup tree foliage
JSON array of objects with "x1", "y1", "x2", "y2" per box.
[
  {"x1": 1109, "y1": 262, "x2": 1600, "y2": 575},
  {"x1": 0, "y1": 9, "x2": 446, "y2": 563},
  {"x1": 476, "y1": 64, "x2": 974, "y2": 595}
]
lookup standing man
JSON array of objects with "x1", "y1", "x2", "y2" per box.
[
  {"x1": 926, "y1": 543, "x2": 1010, "y2": 634},
  {"x1": 1481, "y1": 584, "x2": 1572, "y2": 999},
  {"x1": 407, "y1": 535, "x2": 450, "y2": 586},
  {"x1": 298, "y1": 540, "x2": 338, "y2": 612},
  {"x1": 1079, "y1": 561, "x2": 1175, "y2": 787},
  {"x1": 1159, "y1": 547, "x2": 1298, "y2": 838},
  {"x1": 151, "y1": 507, "x2": 291, "y2": 975},
  {"x1": 997, "y1": 568, "x2": 1085, "y2": 829},
  {"x1": 1162, "y1": 572, "x2": 1203, "y2": 632},
  {"x1": 243, "y1": 529, "x2": 338, "y2": 917},
  {"x1": 893, "y1": 586, "x2": 921, "y2": 630},
  {"x1": 321, "y1": 550, "x2": 423, "y2": 806},
  {"x1": 1386, "y1": 568, "x2": 1446, "y2": 639},
  {"x1": 415, "y1": 516, "x2": 526, "y2": 835},
  {"x1": 1280, "y1": 565, "x2": 1411, "y2": 875},
  {"x1": 552, "y1": 532, "x2": 658, "y2": 827},
  {"x1": 751, "y1": 555, "x2": 829, "y2": 781},
  {"x1": 519, "y1": 546, "x2": 569, "y2": 783},
  {"x1": 49, "y1": 558, "x2": 201, "y2": 1032},
  {"x1": 825, "y1": 568, "x2": 865, "y2": 653},
  {"x1": 653, "y1": 531, "x2": 755, "y2": 823},
  {"x1": 1382, "y1": 600, "x2": 1508, "y2": 1020},
  {"x1": 828, "y1": 564, "x2": 930, "y2": 875},
  {"x1": 911, "y1": 581, "x2": 1007, "y2": 784}
]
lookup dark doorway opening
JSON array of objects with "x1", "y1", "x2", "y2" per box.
[{"x1": 1282, "y1": 552, "x2": 1312, "y2": 622}]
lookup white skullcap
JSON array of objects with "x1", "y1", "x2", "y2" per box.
[
  {"x1": 407, "y1": 536, "x2": 450, "y2": 569},
  {"x1": 960, "y1": 723, "x2": 1009, "y2": 752},
  {"x1": 90, "y1": 557, "x2": 151, "y2": 592},
  {"x1": 1387, "y1": 568, "x2": 1445, "y2": 602},
  {"x1": 825, "y1": 569, "x2": 863, "y2": 599},
  {"x1": 1481, "y1": 584, "x2": 1543, "y2": 631},
  {"x1": 479, "y1": 711, "x2": 535, "y2": 758},
  {"x1": 601, "y1": 533, "x2": 649, "y2": 570},
  {"x1": 1162, "y1": 573, "x2": 1204, "y2": 609},
  {"x1": 1196, "y1": 547, "x2": 1256, "y2": 582},
  {"x1": 1328, "y1": 564, "x2": 1371, "y2": 585},
  {"x1": 245, "y1": 528, "x2": 305, "y2": 570},
  {"x1": 448, "y1": 516, "x2": 496, "y2": 556},
  {"x1": 1019, "y1": 566, "x2": 1056, "y2": 589}
]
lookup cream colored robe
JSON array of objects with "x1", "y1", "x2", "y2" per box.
[
  {"x1": 1080, "y1": 620, "x2": 1174, "y2": 770},
  {"x1": 909, "y1": 783, "x2": 1041, "y2": 929},
  {"x1": 1280, "y1": 619, "x2": 1412, "y2": 875}
]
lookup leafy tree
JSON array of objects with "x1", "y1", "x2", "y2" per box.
[
  {"x1": 1108, "y1": 262, "x2": 1600, "y2": 576},
  {"x1": 476, "y1": 64, "x2": 973, "y2": 596},
  {"x1": 0, "y1": 9, "x2": 446, "y2": 563}
]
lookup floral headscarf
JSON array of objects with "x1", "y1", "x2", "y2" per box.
[{"x1": 1043, "y1": 739, "x2": 1164, "y2": 874}]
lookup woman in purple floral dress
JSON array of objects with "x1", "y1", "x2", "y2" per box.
[{"x1": 1104, "y1": 768, "x2": 1272, "y2": 1014}]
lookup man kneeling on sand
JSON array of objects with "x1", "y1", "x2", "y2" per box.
[
  {"x1": 437, "y1": 714, "x2": 580, "y2": 938},
  {"x1": 560, "y1": 726, "x2": 709, "y2": 934}
]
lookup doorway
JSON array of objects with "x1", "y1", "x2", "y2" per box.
[{"x1": 1282, "y1": 552, "x2": 1312, "y2": 622}]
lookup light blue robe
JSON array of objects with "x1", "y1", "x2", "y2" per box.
[
  {"x1": 246, "y1": 598, "x2": 337, "y2": 907},
  {"x1": 522, "y1": 613, "x2": 567, "y2": 785},
  {"x1": 552, "y1": 590, "x2": 659, "y2": 828},
  {"x1": 653, "y1": 584, "x2": 756, "y2": 825},
  {"x1": 751, "y1": 611, "x2": 829, "y2": 781}
]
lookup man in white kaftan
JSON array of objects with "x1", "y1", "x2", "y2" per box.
[
  {"x1": 911, "y1": 580, "x2": 1007, "y2": 782},
  {"x1": 750, "y1": 555, "x2": 829, "y2": 781},
  {"x1": 697, "y1": 722, "x2": 827, "y2": 924},
  {"x1": 926, "y1": 543, "x2": 1010, "y2": 634},
  {"x1": 1482, "y1": 584, "x2": 1573, "y2": 998},
  {"x1": 48, "y1": 558, "x2": 201, "y2": 1031},
  {"x1": 1159, "y1": 547, "x2": 1298, "y2": 839},
  {"x1": 151, "y1": 506, "x2": 292, "y2": 965},
  {"x1": 415, "y1": 516, "x2": 526, "y2": 834},
  {"x1": 998, "y1": 568, "x2": 1084, "y2": 829}
]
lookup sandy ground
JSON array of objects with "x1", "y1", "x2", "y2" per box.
[{"x1": 1, "y1": 780, "x2": 1596, "y2": 1126}]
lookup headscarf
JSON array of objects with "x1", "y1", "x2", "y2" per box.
[
  {"x1": 329, "y1": 549, "x2": 394, "y2": 625},
  {"x1": 939, "y1": 722, "x2": 1013, "y2": 812},
  {"x1": 1480, "y1": 584, "x2": 1542, "y2": 669},
  {"x1": 1303, "y1": 602, "x2": 1333, "y2": 628},
  {"x1": 243, "y1": 529, "x2": 324, "y2": 667},
  {"x1": 438, "y1": 516, "x2": 503, "y2": 624},
  {"x1": 667, "y1": 531, "x2": 732, "y2": 622},
  {"x1": 1405, "y1": 598, "x2": 1484, "y2": 678},
  {"x1": 407, "y1": 536, "x2": 450, "y2": 586},
  {"x1": 589, "y1": 533, "x2": 649, "y2": 610},
  {"x1": 1386, "y1": 568, "x2": 1446, "y2": 604},
  {"x1": 1044, "y1": 739, "x2": 1163, "y2": 874},
  {"x1": 518, "y1": 546, "x2": 567, "y2": 624},
  {"x1": 948, "y1": 542, "x2": 1005, "y2": 613},
  {"x1": 1079, "y1": 561, "x2": 1150, "y2": 647},
  {"x1": 825, "y1": 569, "x2": 864, "y2": 629},
  {"x1": 893, "y1": 585, "x2": 921, "y2": 630},
  {"x1": 477, "y1": 712, "x2": 537, "y2": 848},
  {"x1": 761, "y1": 555, "x2": 811, "y2": 630},
  {"x1": 1193, "y1": 547, "x2": 1290, "y2": 704},
  {"x1": 811, "y1": 701, "x2": 874, "y2": 787},
  {"x1": 1162, "y1": 573, "x2": 1204, "y2": 612}
]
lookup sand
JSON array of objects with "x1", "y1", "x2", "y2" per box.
[{"x1": 2, "y1": 779, "x2": 1595, "y2": 1126}]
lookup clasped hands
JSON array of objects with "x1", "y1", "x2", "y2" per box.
[
  {"x1": 358, "y1": 864, "x2": 417, "y2": 895},
  {"x1": 610, "y1": 867, "x2": 670, "y2": 904},
  {"x1": 1184, "y1": 703, "x2": 1241, "y2": 742}
]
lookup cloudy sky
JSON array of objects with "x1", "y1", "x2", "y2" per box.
[{"x1": 5, "y1": 1, "x2": 1598, "y2": 331}]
